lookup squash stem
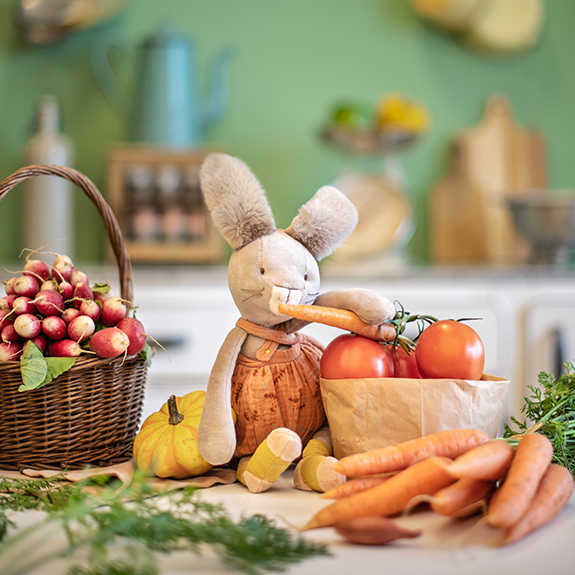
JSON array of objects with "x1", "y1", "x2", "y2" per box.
[{"x1": 167, "y1": 395, "x2": 184, "y2": 426}]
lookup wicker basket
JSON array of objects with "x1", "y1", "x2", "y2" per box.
[{"x1": 0, "y1": 164, "x2": 148, "y2": 471}]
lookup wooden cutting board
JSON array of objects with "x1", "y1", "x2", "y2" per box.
[{"x1": 430, "y1": 95, "x2": 547, "y2": 265}]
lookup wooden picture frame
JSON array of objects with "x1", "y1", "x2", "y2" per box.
[{"x1": 106, "y1": 145, "x2": 225, "y2": 264}]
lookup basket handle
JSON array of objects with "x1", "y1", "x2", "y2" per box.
[{"x1": 0, "y1": 164, "x2": 134, "y2": 302}]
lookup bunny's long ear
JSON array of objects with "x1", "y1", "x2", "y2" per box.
[
  {"x1": 285, "y1": 186, "x2": 358, "y2": 260},
  {"x1": 200, "y1": 153, "x2": 276, "y2": 249}
]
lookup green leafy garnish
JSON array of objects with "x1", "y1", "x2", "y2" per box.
[
  {"x1": 18, "y1": 342, "x2": 77, "y2": 392},
  {"x1": 18, "y1": 342, "x2": 48, "y2": 391},
  {"x1": 504, "y1": 362, "x2": 575, "y2": 475},
  {"x1": 139, "y1": 343, "x2": 153, "y2": 367},
  {"x1": 0, "y1": 472, "x2": 328, "y2": 575},
  {"x1": 91, "y1": 282, "x2": 111, "y2": 295}
]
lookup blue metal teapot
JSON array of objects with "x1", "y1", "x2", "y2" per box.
[{"x1": 92, "y1": 24, "x2": 232, "y2": 147}]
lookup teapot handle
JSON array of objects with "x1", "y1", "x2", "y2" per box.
[{"x1": 91, "y1": 32, "x2": 129, "y2": 116}]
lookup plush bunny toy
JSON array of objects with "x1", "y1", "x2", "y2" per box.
[{"x1": 198, "y1": 153, "x2": 395, "y2": 493}]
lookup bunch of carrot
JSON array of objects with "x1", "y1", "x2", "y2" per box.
[{"x1": 302, "y1": 428, "x2": 574, "y2": 546}]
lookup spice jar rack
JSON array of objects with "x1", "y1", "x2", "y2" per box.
[{"x1": 106, "y1": 145, "x2": 224, "y2": 264}]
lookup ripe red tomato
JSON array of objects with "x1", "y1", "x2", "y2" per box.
[
  {"x1": 389, "y1": 345, "x2": 422, "y2": 379},
  {"x1": 320, "y1": 334, "x2": 395, "y2": 379},
  {"x1": 415, "y1": 320, "x2": 485, "y2": 380}
]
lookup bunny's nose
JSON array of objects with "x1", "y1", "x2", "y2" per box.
[
  {"x1": 270, "y1": 286, "x2": 302, "y2": 315},
  {"x1": 286, "y1": 288, "x2": 302, "y2": 305}
]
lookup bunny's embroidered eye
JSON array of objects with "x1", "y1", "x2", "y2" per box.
[
  {"x1": 260, "y1": 267, "x2": 265, "y2": 275},
  {"x1": 304, "y1": 274, "x2": 308, "y2": 281}
]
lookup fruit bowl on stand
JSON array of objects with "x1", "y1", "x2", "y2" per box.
[
  {"x1": 320, "y1": 96, "x2": 429, "y2": 272},
  {"x1": 321, "y1": 126, "x2": 419, "y2": 156}
]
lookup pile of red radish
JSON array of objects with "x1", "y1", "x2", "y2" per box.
[{"x1": 0, "y1": 253, "x2": 148, "y2": 362}]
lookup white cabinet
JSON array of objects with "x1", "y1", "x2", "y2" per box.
[
  {"x1": 519, "y1": 291, "x2": 575, "y2": 408},
  {"x1": 129, "y1": 267, "x2": 575, "y2": 426}
]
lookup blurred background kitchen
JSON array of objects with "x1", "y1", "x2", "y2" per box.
[{"x1": 0, "y1": 0, "x2": 574, "y2": 422}]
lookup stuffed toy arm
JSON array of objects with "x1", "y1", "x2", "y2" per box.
[
  {"x1": 284, "y1": 288, "x2": 396, "y2": 333},
  {"x1": 198, "y1": 326, "x2": 247, "y2": 466}
]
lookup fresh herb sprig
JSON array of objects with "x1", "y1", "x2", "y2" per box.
[
  {"x1": 0, "y1": 471, "x2": 329, "y2": 575},
  {"x1": 504, "y1": 362, "x2": 575, "y2": 475}
]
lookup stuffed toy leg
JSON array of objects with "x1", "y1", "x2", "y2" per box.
[
  {"x1": 293, "y1": 426, "x2": 345, "y2": 492},
  {"x1": 237, "y1": 428, "x2": 302, "y2": 493}
]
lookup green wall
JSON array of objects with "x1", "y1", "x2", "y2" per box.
[{"x1": 1, "y1": 0, "x2": 574, "y2": 265}]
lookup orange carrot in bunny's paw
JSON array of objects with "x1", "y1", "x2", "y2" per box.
[{"x1": 277, "y1": 303, "x2": 397, "y2": 342}]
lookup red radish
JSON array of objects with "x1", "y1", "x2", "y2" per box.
[
  {"x1": 79, "y1": 299, "x2": 101, "y2": 322},
  {"x1": 61, "y1": 308, "x2": 81, "y2": 324},
  {"x1": 0, "y1": 309, "x2": 13, "y2": 330},
  {"x1": 23, "y1": 259, "x2": 51, "y2": 282},
  {"x1": 42, "y1": 316, "x2": 67, "y2": 340},
  {"x1": 101, "y1": 296, "x2": 127, "y2": 327},
  {"x1": 72, "y1": 282, "x2": 94, "y2": 309},
  {"x1": 40, "y1": 279, "x2": 59, "y2": 291},
  {"x1": 14, "y1": 314, "x2": 41, "y2": 339},
  {"x1": 0, "y1": 295, "x2": 16, "y2": 310},
  {"x1": 29, "y1": 334, "x2": 47, "y2": 353},
  {"x1": 59, "y1": 281, "x2": 73, "y2": 300},
  {"x1": 0, "y1": 309, "x2": 14, "y2": 330},
  {"x1": 49, "y1": 339, "x2": 83, "y2": 357},
  {"x1": 4, "y1": 277, "x2": 17, "y2": 295},
  {"x1": 12, "y1": 296, "x2": 36, "y2": 316},
  {"x1": 68, "y1": 315, "x2": 95, "y2": 343},
  {"x1": 54, "y1": 253, "x2": 74, "y2": 267},
  {"x1": 0, "y1": 341, "x2": 22, "y2": 361},
  {"x1": 70, "y1": 270, "x2": 89, "y2": 288},
  {"x1": 13, "y1": 275, "x2": 39, "y2": 298},
  {"x1": 90, "y1": 327, "x2": 129, "y2": 358},
  {"x1": 52, "y1": 255, "x2": 74, "y2": 282},
  {"x1": 2, "y1": 324, "x2": 20, "y2": 343},
  {"x1": 93, "y1": 286, "x2": 115, "y2": 304},
  {"x1": 116, "y1": 317, "x2": 147, "y2": 355},
  {"x1": 33, "y1": 290, "x2": 65, "y2": 317}
]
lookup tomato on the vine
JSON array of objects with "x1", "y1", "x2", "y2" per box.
[
  {"x1": 415, "y1": 319, "x2": 484, "y2": 380},
  {"x1": 389, "y1": 345, "x2": 422, "y2": 379},
  {"x1": 320, "y1": 334, "x2": 395, "y2": 379}
]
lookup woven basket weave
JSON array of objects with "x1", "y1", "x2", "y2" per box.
[{"x1": 0, "y1": 164, "x2": 148, "y2": 471}]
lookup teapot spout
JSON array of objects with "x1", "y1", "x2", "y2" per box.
[{"x1": 201, "y1": 47, "x2": 234, "y2": 130}]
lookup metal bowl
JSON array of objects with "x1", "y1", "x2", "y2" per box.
[{"x1": 507, "y1": 191, "x2": 575, "y2": 264}]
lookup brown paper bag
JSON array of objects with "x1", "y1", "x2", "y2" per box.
[{"x1": 320, "y1": 374, "x2": 510, "y2": 459}]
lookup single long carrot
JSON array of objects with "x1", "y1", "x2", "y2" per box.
[
  {"x1": 278, "y1": 303, "x2": 396, "y2": 342},
  {"x1": 486, "y1": 433, "x2": 554, "y2": 529},
  {"x1": 429, "y1": 477, "x2": 495, "y2": 517},
  {"x1": 321, "y1": 474, "x2": 394, "y2": 500},
  {"x1": 503, "y1": 463, "x2": 574, "y2": 544},
  {"x1": 302, "y1": 456, "x2": 455, "y2": 530},
  {"x1": 334, "y1": 429, "x2": 490, "y2": 478},
  {"x1": 443, "y1": 439, "x2": 516, "y2": 481}
]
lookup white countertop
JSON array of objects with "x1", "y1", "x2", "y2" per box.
[{"x1": 3, "y1": 469, "x2": 575, "y2": 575}]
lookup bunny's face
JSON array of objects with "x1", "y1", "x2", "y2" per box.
[
  {"x1": 200, "y1": 153, "x2": 359, "y2": 326},
  {"x1": 228, "y1": 230, "x2": 320, "y2": 327}
]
